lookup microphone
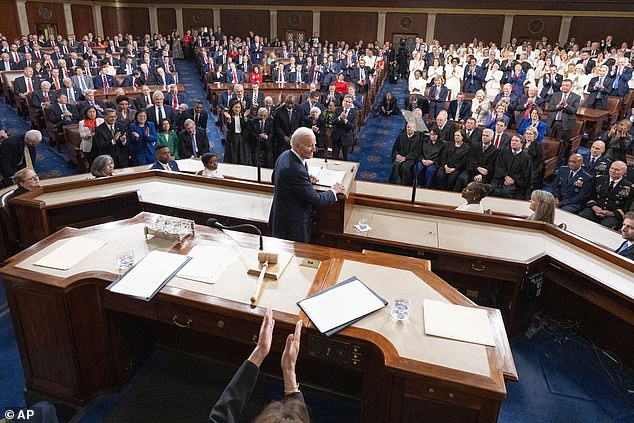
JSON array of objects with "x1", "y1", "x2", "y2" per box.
[{"x1": 206, "y1": 218, "x2": 264, "y2": 250}]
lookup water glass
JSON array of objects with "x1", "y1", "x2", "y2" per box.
[
  {"x1": 116, "y1": 247, "x2": 134, "y2": 273},
  {"x1": 391, "y1": 298, "x2": 411, "y2": 321},
  {"x1": 358, "y1": 218, "x2": 369, "y2": 231}
]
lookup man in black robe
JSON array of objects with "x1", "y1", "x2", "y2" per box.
[
  {"x1": 389, "y1": 122, "x2": 422, "y2": 186},
  {"x1": 491, "y1": 134, "x2": 531, "y2": 199}
]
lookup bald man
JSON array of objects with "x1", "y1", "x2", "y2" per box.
[
  {"x1": 582, "y1": 140, "x2": 611, "y2": 177},
  {"x1": 549, "y1": 154, "x2": 593, "y2": 214}
]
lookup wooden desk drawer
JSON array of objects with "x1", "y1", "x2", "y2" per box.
[
  {"x1": 403, "y1": 378, "x2": 482, "y2": 411},
  {"x1": 156, "y1": 302, "x2": 259, "y2": 345},
  {"x1": 433, "y1": 255, "x2": 524, "y2": 282}
]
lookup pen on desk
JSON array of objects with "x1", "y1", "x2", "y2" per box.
[{"x1": 351, "y1": 166, "x2": 355, "y2": 173}]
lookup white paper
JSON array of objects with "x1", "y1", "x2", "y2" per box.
[
  {"x1": 353, "y1": 224, "x2": 372, "y2": 232},
  {"x1": 299, "y1": 278, "x2": 385, "y2": 334},
  {"x1": 308, "y1": 166, "x2": 346, "y2": 187},
  {"x1": 423, "y1": 299, "x2": 496, "y2": 347},
  {"x1": 33, "y1": 237, "x2": 107, "y2": 270},
  {"x1": 108, "y1": 251, "x2": 190, "y2": 299},
  {"x1": 176, "y1": 245, "x2": 238, "y2": 284}
]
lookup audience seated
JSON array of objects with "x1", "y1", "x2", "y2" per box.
[
  {"x1": 549, "y1": 153, "x2": 594, "y2": 214},
  {"x1": 380, "y1": 92, "x2": 399, "y2": 116},
  {"x1": 582, "y1": 140, "x2": 611, "y2": 177},
  {"x1": 389, "y1": 121, "x2": 421, "y2": 185},
  {"x1": 616, "y1": 212, "x2": 634, "y2": 260},
  {"x1": 149, "y1": 144, "x2": 180, "y2": 171}
]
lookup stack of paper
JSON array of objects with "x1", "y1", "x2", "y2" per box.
[
  {"x1": 107, "y1": 251, "x2": 191, "y2": 301},
  {"x1": 308, "y1": 166, "x2": 346, "y2": 187},
  {"x1": 176, "y1": 245, "x2": 238, "y2": 284},
  {"x1": 33, "y1": 237, "x2": 107, "y2": 270},
  {"x1": 298, "y1": 277, "x2": 387, "y2": 336},
  {"x1": 423, "y1": 299, "x2": 495, "y2": 346}
]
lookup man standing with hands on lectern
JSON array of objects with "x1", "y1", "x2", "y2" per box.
[{"x1": 269, "y1": 127, "x2": 345, "y2": 243}]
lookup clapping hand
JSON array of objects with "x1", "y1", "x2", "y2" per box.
[{"x1": 248, "y1": 307, "x2": 275, "y2": 367}]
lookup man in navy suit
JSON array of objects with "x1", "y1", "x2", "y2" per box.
[
  {"x1": 587, "y1": 65, "x2": 610, "y2": 110},
  {"x1": 224, "y1": 63, "x2": 243, "y2": 84},
  {"x1": 549, "y1": 154, "x2": 593, "y2": 214},
  {"x1": 269, "y1": 127, "x2": 345, "y2": 243},
  {"x1": 331, "y1": 94, "x2": 358, "y2": 161},
  {"x1": 463, "y1": 57, "x2": 483, "y2": 93},
  {"x1": 582, "y1": 140, "x2": 611, "y2": 177},
  {"x1": 540, "y1": 66, "x2": 563, "y2": 102},
  {"x1": 616, "y1": 213, "x2": 634, "y2": 260},
  {"x1": 606, "y1": 58, "x2": 632, "y2": 98},
  {"x1": 447, "y1": 92, "x2": 472, "y2": 123},
  {"x1": 149, "y1": 145, "x2": 180, "y2": 171},
  {"x1": 272, "y1": 95, "x2": 303, "y2": 160},
  {"x1": 93, "y1": 66, "x2": 115, "y2": 89}
]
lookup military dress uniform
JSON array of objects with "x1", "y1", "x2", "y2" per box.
[
  {"x1": 582, "y1": 154, "x2": 611, "y2": 177},
  {"x1": 578, "y1": 175, "x2": 634, "y2": 228},
  {"x1": 550, "y1": 166, "x2": 594, "y2": 214}
]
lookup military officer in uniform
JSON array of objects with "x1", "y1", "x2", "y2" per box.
[
  {"x1": 549, "y1": 154, "x2": 593, "y2": 214},
  {"x1": 578, "y1": 161, "x2": 634, "y2": 229},
  {"x1": 582, "y1": 140, "x2": 611, "y2": 177}
]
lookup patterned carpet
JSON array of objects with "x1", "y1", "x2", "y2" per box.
[{"x1": 349, "y1": 77, "x2": 409, "y2": 183}]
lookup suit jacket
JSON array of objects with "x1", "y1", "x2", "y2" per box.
[
  {"x1": 271, "y1": 68, "x2": 289, "y2": 83},
  {"x1": 149, "y1": 160, "x2": 180, "y2": 171},
  {"x1": 432, "y1": 122, "x2": 455, "y2": 143},
  {"x1": 586, "y1": 175, "x2": 634, "y2": 219},
  {"x1": 616, "y1": 242, "x2": 634, "y2": 261},
  {"x1": 465, "y1": 142, "x2": 498, "y2": 183},
  {"x1": 0, "y1": 133, "x2": 36, "y2": 187},
  {"x1": 545, "y1": 91, "x2": 581, "y2": 131},
  {"x1": 550, "y1": 166, "x2": 593, "y2": 208},
  {"x1": 540, "y1": 73, "x2": 563, "y2": 99},
  {"x1": 515, "y1": 95, "x2": 546, "y2": 114},
  {"x1": 178, "y1": 109, "x2": 208, "y2": 130},
  {"x1": 492, "y1": 132, "x2": 512, "y2": 150},
  {"x1": 605, "y1": 66, "x2": 632, "y2": 97},
  {"x1": 31, "y1": 89, "x2": 56, "y2": 109},
  {"x1": 272, "y1": 106, "x2": 303, "y2": 148},
  {"x1": 582, "y1": 153, "x2": 611, "y2": 177},
  {"x1": 177, "y1": 128, "x2": 209, "y2": 158},
  {"x1": 250, "y1": 117, "x2": 274, "y2": 149},
  {"x1": 493, "y1": 93, "x2": 519, "y2": 113},
  {"x1": 332, "y1": 107, "x2": 358, "y2": 147},
  {"x1": 155, "y1": 72, "x2": 175, "y2": 86},
  {"x1": 224, "y1": 69, "x2": 244, "y2": 84},
  {"x1": 577, "y1": 58, "x2": 596, "y2": 75},
  {"x1": 14, "y1": 76, "x2": 41, "y2": 95},
  {"x1": 135, "y1": 94, "x2": 154, "y2": 110},
  {"x1": 464, "y1": 127, "x2": 482, "y2": 145},
  {"x1": 320, "y1": 91, "x2": 342, "y2": 108},
  {"x1": 586, "y1": 76, "x2": 611, "y2": 109},
  {"x1": 164, "y1": 92, "x2": 186, "y2": 109},
  {"x1": 447, "y1": 100, "x2": 472, "y2": 122},
  {"x1": 93, "y1": 122, "x2": 131, "y2": 168},
  {"x1": 122, "y1": 75, "x2": 140, "y2": 87},
  {"x1": 146, "y1": 105, "x2": 177, "y2": 128},
  {"x1": 58, "y1": 86, "x2": 83, "y2": 102},
  {"x1": 428, "y1": 85, "x2": 448, "y2": 103},
  {"x1": 93, "y1": 74, "x2": 115, "y2": 89},
  {"x1": 269, "y1": 149, "x2": 338, "y2": 243},
  {"x1": 48, "y1": 102, "x2": 80, "y2": 125},
  {"x1": 0, "y1": 60, "x2": 16, "y2": 71},
  {"x1": 463, "y1": 64, "x2": 483, "y2": 92},
  {"x1": 71, "y1": 75, "x2": 94, "y2": 91}
]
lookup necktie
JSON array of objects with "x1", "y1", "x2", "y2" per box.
[
  {"x1": 44, "y1": 92, "x2": 49, "y2": 102},
  {"x1": 569, "y1": 170, "x2": 574, "y2": 180},
  {"x1": 54, "y1": 78, "x2": 60, "y2": 90},
  {"x1": 609, "y1": 180, "x2": 615, "y2": 191},
  {"x1": 158, "y1": 107, "x2": 164, "y2": 122},
  {"x1": 194, "y1": 113, "x2": 199, "y2": 127},
  {"x1": 591, "y1": 157, "x2": 596, "y2": 167},
  {"x1": 288, "y1": 109, "x2": 292, "y2": 121},
  {"x1": 110, "y1": 125, "x2": 115, "y2": 138},
  {"x1": 173, "y1": 95, "x2": 178, "y2": 108},
  {"x1": 61, "y1": 104, "x2": 69, "y2": 119},
  {"x1": 613, "y1": 71, "x2": 620, "y2": 89},
  {"x1": 127, "y1": 65, "x2": 132, "y2": 74},
  {"x1": 68, "y1": 89, "x2": 75, "y2": 102},
  {"x1": 103, "y1": 75, "x2": 108, "y2": 88},
  {"x1": 191, "y1": 134, "x2": 198, "y2": 156},
  {"x1": 146, "y1": 96, "x2": 151, "y2": 106},
  {"x1": 24, "y1": 145, "x2": 33, "y2": 169},
  {"x1": 494, "y1": 134, "x2": 500, "y2": 148},
  {"x1": 26, "y1": 78, "x2": 33, "y2": 93},
  {"x1": 233, "y1": 70, "x2": 237, "y2": 84},
  {"x1": 13, "y1": 52, "x2": 18, "y2": 62},
  {"x1": 455, "y1": 102, "x2": 460, "y2": 121},
  {"x1": 260, "y1": 120, "x2": 264, "y2": 132}
]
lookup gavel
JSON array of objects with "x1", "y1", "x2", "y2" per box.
[{"x1": 250, "y1": 252, "x2": 279, "y2": 308}]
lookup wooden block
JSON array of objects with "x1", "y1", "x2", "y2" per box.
[{"x1": 247, "y1": 251, "x2": 293, "y2": 280}]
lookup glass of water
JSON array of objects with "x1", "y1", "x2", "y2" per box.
[
  {"x1": 116, "y1": 247, "x2": 134, "y2": 273},
  {"x1": 358, "y1": 218, "x2": 369, "y2": 231},
  {"x1": 391, "y1": 298, "x2": 411, "y2": 321}
]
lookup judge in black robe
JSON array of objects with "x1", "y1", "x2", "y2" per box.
[
  {"x1": 435, "y1": 129, "x2": 470, "y2": 191},
  {"x1": 389, "y1": 123, "x2": 422, "y2": 185},
  {"x1": 491, "y1": 134, "x2": 531, "y2": 199}
]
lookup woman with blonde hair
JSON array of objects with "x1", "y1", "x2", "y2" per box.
[
  {"x1": 528, "y1": 190, "x2": 556, "y2": 224},
  {"x1": 470, "y1": 90, "x2": 490, "y2": 125}
]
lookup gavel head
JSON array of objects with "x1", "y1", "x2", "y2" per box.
[{"x1": 258, "y1": 252, "x2": 279, "y2": 264}]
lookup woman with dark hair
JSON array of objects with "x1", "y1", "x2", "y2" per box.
[
  {"x1": 436, "y1": 129, "x2": 470, "y2": 191},
  {"x1": 209, "y1": 308, "x2": 308, "y2": 423},
  {"x1": 417, "y1": 127, "x2": 445, "y2": 188},
  {"x1": 157, "y1": 118, "x2": 178, "y2": 160},
  {"x1": 128, "y1": 109, "x2": 157, "y2": 165},
  {"x1": 456, "y1": 181, "x2": 493, "y2": 213},
  {"x1": 78, "y1": 106, "x2": 104, "y2": 167},
  {"x1": 517, "y1": 106, "x2": 547, "y2": 142},
  {"x1": 115, "y1": 95, "x2": 135, "y2": 130},
  {"x1": 223, "y1": 101, "x2": 252, "y2": 165},
  {"x1": 523, "y1": 126, "x2": 544, "y2": 196},
  {"x1": 250, "y1": 65, "x2": 263, "y2": 84}
]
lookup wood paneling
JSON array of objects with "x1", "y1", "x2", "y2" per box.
[
  {"x1": 25, "y1": 1, "x2": 67, "y2": 37},
  {"x1": 320, "y1": 12, "x2": 378, "y2": 44},
  {"x1": 71, "y1": 5, "x2": 94, "y2": 39},
  {"x1": 570, "y1": 17, "x2": 634, "y2": 46},
  {"x1": 0, "y1": 0, "x2": 21, "y2": 39},
  {"x1": 220, "y1": 10, "x2": 270, "y2": 38},
  {"x1": 158, "y1": 8, "x2": 177, "y2": 35},
  {"x1": 277, "y1": 10, "x2": 312, "y2": 43},
  {"x1": 434, "y1": 14, "x2": 504, "y2": 45},
  {"x1": 182, "y1": 9, "x2": 213, "y2": 31},
  {"x1": 102, "y1": 7, "x2": 150, "y2": 38},
  {"x1": 511, "y1": 16, "x2": 562, "y2": 44},
  {"x1": 385, "y1": 13, "x2": 427, "y2": 43}
]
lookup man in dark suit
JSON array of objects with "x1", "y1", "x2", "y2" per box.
[
  {"x1": 331, "y1": 94, "x2": 358, "y2": 161},
  {"x1": 320, "y1": 84, "x2": 341, "y2": 107},
  {"x1": 178, "y1": 101, "x2": 208, "y2": 131},
  {"x1": 271, "y1": 62, "x2": 288, "y2": 83},
  {"x1": 59, "y1": 78, "x2": 83, "y2": 103},
  {"x1": 577, "y1": 51, "x2": 596, "y2": 75},
  {"x1": 463, "y1": 57, "x2": 483, "y2": 93},
  {"x1": 93, "y1": 67, "x2": 115, "y2": 89},
  {"x1": 93, "y1": 109, "x2": 130, "y2": 168},
  {"x1": 146, "y1": 91, "x2": 177, "y2": 128},
  {"x1": 491, "y1": 119, "x2": 512, "y2": 150},
  {"x1": 224, "y1": 63, "x2": 243, "y2": 84},
  {"x1": 48, "y1": 94, "x2": 80, "y2": 130},
  {"x1": 80, "y1": 90, "x2": 106, "y2": 117},
  {"x1": 539, "y1": 66, "x2": 563, "y2": 102},
  {"x1": 301, "y1": 91, "x2": 324, "y2": 120},
  {"x1": 606, "y1": 58, "x2": 632, "y2": 98},
  {"x1": 269, "y1": 127, "x2": 345, "y2": 243},
  {"x1": 515, "y1": 86, "x2": 546, "y2": 120},
  {"x1": 432, "y1": 111, "x2": 455, "y2": 143},
  {"x1": 138, "y1": 64, "x2": 156, "y2": 86},
  {"x1": 0, "y1": 52, "x2": 17, "y2": 71},
  {"x1": 586, "y1": 65, "x2": 610, "y2": 110},
  {"x1": 135, "y1": 85, "x2": 154, "y2": 110},
  {"x1": 250, "y1": 107, "x2": 274, "y2": 167},
  {"x1": 463, "y1": 118, "x2": 482, "y2": 145},
  {"x1": 350, "y1": 58, "x2": 371, "y2": 94},
  {"x1": 118, "y1": 56, "x2": 136, "y2": 75},
  {"x1": 491, "y1": 134, "x2": 531, "y2": 199},
  {"x1": 248, "y1": 82, "x2": 265, "y2": 112},
  {"x1": 149, "y1": 144, "x2": 180, "y2": 171},
  {"x1": 447, "y1": 92, "x2": 472, "y2": 123},
  {"x1": 164, "y1": 84, "x2": 186, "y2": 110},
  {"x1": 154, "y1": 67, "x2": 174, "y2": 86},
  {"x1": 31, "y1": 81, "x2": 56, "y2": 110},
  {"x1": 549, "y1": 154, "x2": 594, "y2": 214},
  {"x1": 14, "y1": 67, "x2": 39, "y2": 96},
  {"x1": 582, "y1": 140, "x2": 611, "y2": 177},
  {"x1": 493, "y1": 84, "x2": 518, "y2": 117},
  {"x1": 272, "y1": 95, "x2": 303, "y2": 160},
  {"x1": 0, "y1": 130, "x2": 42, "y2": 187},
  {"x1": 122, "y1": 71, "x2": 141, "y2": 87},
  {"x1": 579, "y1": 161, "x2": 634, "y2": 229},
  {"x1": 177, "y1": 119, "x2": 209, "y2": 158},
  {"x1": 545, "y1": 79, "x2": 581, "y2": 158},
  {"x1": 455, "y1": 128, "x2": 498, "y2": 191},
  {"x1": 616, "y1": 213, "x2": 634, "y2": 260}
]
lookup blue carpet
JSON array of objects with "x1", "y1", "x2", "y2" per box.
[
  {"x1": 0, "y1": 310, "x2": 26, "y2": 411},
  {"x1": 349, "y1": 77, "x2": 409, "y2": 183},
  {"x1": 173, "y1": 60, "x2": 224, "y2": 160}
]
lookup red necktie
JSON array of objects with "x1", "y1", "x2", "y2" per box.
[
  {"x1": 494, "y1": 134, "x2": 501, "y2": 148},
  {"x1": 44, "y1": 92, "x2": 49, "y2": 102},
  {"x1": 54, "y1": 78, "x2": 60, "y2": 90},
  {"x1": 13, "y1": 52, "x2": 18, "y2": 62},
  {"x1": 173, "y1": 95, "x2": 178, "y2": 108},
  {"x1": 27, "y1": 78, "x2": 33, "y2": 92},
  {"x1": 313, "y1": 72, "x2": 317, "y2": 83},
  {"x1": 233, "y1": 71, "x2": 237, "y2": 84},
  {"x1": 103, "y1": 75, "x2": 109, "y2": 88}
]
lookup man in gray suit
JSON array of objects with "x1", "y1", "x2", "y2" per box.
[
  {"x1": 71, "y1": 67, "x2": 94, "y2": 92},
  {"x1": 545, "y1": 79, "x2": 581, "y2": 160}
]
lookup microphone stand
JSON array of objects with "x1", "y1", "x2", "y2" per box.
[
  {"x1": 410, "y1": 168, "x2": 417, "y2": 204},
  {"x1": 207, "y1": 218, "x2": 264, "y2": 250},
  {"x1": 256, "y1": 127, "x2": 262, "y2": 183}
]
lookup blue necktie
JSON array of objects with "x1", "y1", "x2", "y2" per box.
[{"x1": 191, "y1": 134, "x2": 198, "y2": 156}]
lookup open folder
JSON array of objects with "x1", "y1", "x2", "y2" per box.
[
  {"x1": 107, "y1": 251, "x2": 191, "y2": 301},
  {"x1": 307, "y1": 166, "x2": 346, "y2": 187},
  {"x1": 298, "y1": 276, "x2": 387, "y2": 336}
]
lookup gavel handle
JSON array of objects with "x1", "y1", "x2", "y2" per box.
[{"x1": 250, "y1": 261, "x2": 269, "y2": 307}]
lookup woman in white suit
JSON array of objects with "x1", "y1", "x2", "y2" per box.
[
  {"x1": 484, "y1": 61, "x2": 503, "y2": 102},
  {"x1": 444, "y1": 57, "x2": 464, "y2": 101}
]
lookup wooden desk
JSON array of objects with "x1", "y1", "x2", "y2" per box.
[
  {"x1": 0, "y1": 213, "x2": 515, "y2": 423},
  {"x1": 93, "y1": 84, "x2": 185, "y2": 100},
  {"x1": 577, "y1": 107, "x2": 609, "y2": 139},
  {"x1": 208, "y1": 82, "x2": 311, "y2": 109}
]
